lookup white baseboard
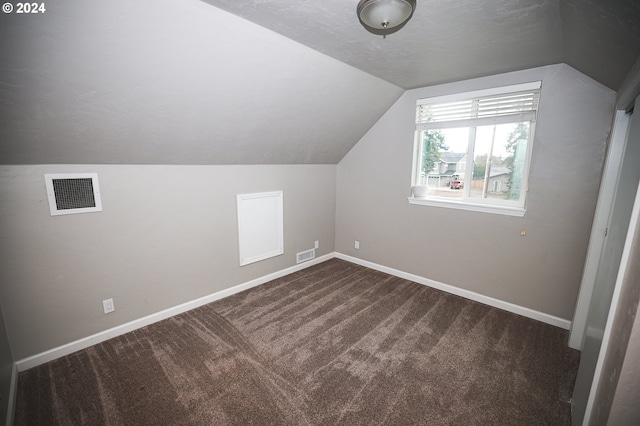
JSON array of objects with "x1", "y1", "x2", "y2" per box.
[
  {"x1": 15, "y1": 251, "x2": 570, "y2": 372},
  {"x1": 6, "y1": 363, "x2": 17, "y2": 426},
  {"x1": 335, "y1": 253, "x2": 571, "y2": 330},
  {"x1": 15, "y1": 253, "x2": 335, "y2": 372}
]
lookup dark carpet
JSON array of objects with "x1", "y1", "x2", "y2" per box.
[{"x1": 15, "y1": 258, "x2": 579, "y2": 425}]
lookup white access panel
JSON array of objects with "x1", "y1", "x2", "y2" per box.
[{"x1": 237, "y1": 191, "x2": 284, "y2": 266}]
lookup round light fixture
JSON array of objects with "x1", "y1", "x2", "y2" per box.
[{"x1": 357, "y1": 0, "x2": 417, "y2": 37}]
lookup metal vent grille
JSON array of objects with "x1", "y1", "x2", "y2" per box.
[
  {"x1": 52, "y1": 178, "x2": 96, "y2": 210},
  {"x1": 296, "y1": 249, "x2": 315, "y2": 264},
  {"x1": 45, "y1": 173, "x2": 102, "y2": 216}
]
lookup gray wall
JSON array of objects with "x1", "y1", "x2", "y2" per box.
[
  {"x1": 0, "y1": 164, "x2": 336, "y2": 360},
  {"x1": 0, "y1": 305, "x2": 13, "y2": 425},
  {"x1": 591, "y1": 164, "x2": 640, "y2": 425},
  {"x1": 335, "y1": 64, "x2": 616, "y2": 321},
  {"x1": 607, "y1": 285, "x2": 640, "y2": 425},
  {"x1": 0, "y1": 0, "x2": 402, "y2": 165}
]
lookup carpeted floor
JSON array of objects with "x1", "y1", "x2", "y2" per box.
[{"x1": 15, "y1": 258, "x2": 579, "y2": 425}]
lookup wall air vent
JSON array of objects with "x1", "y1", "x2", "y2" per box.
[
  {"x1": 296, "y1": 249, "x2": 315, "y2": 264},
  {"x1": 44, "y1": 173, "x2": 102, "y2": 216}
]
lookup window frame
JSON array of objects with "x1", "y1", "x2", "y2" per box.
[{"x1": 409, "y1": 82, "x2": 541, "y2": 217}]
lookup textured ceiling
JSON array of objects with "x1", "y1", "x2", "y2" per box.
[
  {"x1": 0, "y1": 0, "x2": 402, "y2": 165},
  {"x1": 1, "y1": 0, "x2": 638, "y2": 165},
  {"x1": 202, "y1": 0, "x2": 640, "y2": 91}
]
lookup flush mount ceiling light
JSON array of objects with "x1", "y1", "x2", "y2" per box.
[{"x1": 357, "y1": 0, "x2": 417, "y2": 37}]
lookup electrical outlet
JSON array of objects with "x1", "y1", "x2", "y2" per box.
[
  {"x1": 355, "y1": 240, "x2": 360, "y2": 249},
  {"x1": 102, "y1": 298, "x2": 115, "y2": 314},
  {"x1": 314, "y1": 240, "x2": 319, "y2": 249}
]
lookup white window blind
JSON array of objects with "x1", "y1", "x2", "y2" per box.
[{"x1": 416, "y1": 84, "x2": 541, "y2": 130}]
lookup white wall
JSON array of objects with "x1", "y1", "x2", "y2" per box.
[
  {"x1": 335, "y1": 64, "x2": 616, "y2": 321},
  {"x1": 0, "y1": 164, "x2": 336, "y2": 360}
]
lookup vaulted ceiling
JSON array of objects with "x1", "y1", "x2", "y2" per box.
[
  {"x1": 0, "y1": 0, "x2": 638, "y2": 165},
  {"x1": 204, "y1": 0, "x2": 640, "y2": 91}
]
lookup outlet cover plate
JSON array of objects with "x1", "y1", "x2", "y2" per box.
[{"x1": 103, "y1": 298, "x2": 115, "y2": 314}]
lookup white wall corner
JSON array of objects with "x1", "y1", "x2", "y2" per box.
[
  {"x1": 335, "y1": 253, "x2": 572, "y2": 330},
  {"x1": 15, "y1": 253, "x2": 337, "y2": 372},
  {"x1": 15, "y1": 250, "x2": 571, "y2": 374}
]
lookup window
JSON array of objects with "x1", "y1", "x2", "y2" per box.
[{"x1": 410, "y1": 82, "x2": 541, "y2": 216}]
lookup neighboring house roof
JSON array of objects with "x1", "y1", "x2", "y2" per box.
[
  {"x1": 488, "y1": 166, "x2": 511, "y2": 178},
  {"x1": 427, "y1": 169, "x2": 458, "y2": 176},
  {"x1": 440, "y1": 153, "x2": 466, "y2": 164}
]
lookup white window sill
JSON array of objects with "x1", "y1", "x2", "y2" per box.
[{"x1": 408, "y1": 197, "x2": 526, "y2": 217}]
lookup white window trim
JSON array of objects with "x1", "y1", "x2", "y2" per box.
[
  {"x1": 408, "y1": 196, "x2": 526, "y2": 217},
  {"x1": 409, "y1": 81, "x2": 540, "y2": 217}
]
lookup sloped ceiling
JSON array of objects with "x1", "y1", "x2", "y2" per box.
[
  {"x1": 0, "y1": 0, "x2": 638, "y2": 165},
  {"x1": 204, "y1": 0, "x2": 640, "y2": 91},
  {"x1": 0, "y1": 0, "x2": 403, "y2": 164}
]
